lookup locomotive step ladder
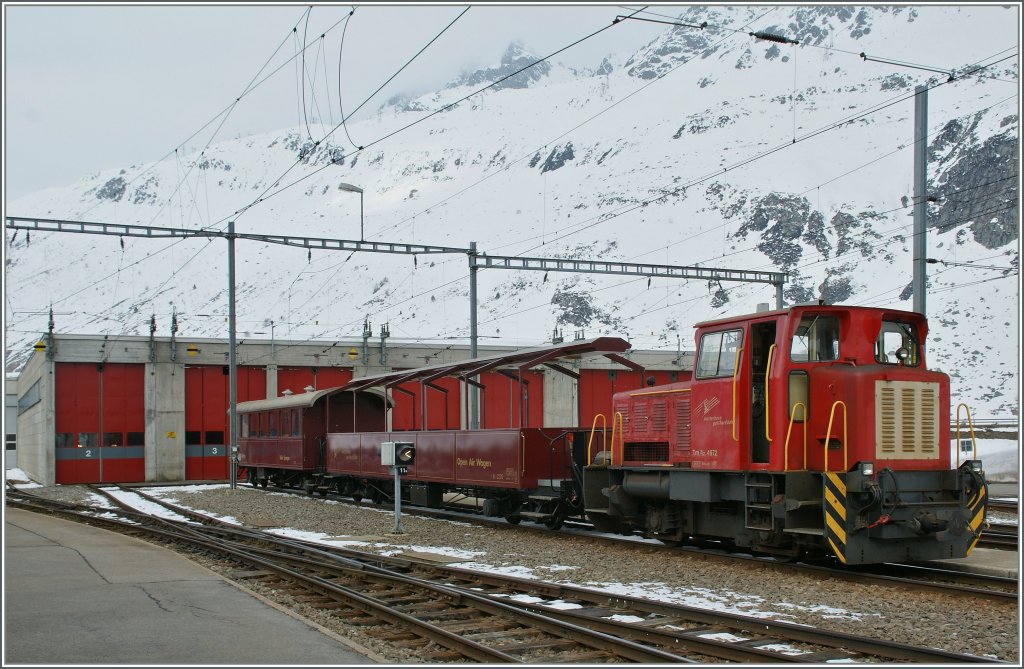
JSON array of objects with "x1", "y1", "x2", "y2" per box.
[{"x1": 744, "y1": 472, "x2": 775, "y2": 530}]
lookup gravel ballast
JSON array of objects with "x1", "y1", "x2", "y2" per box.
[{"x1": 16, "y1": 483, "x2": 1020, "y2": 663}]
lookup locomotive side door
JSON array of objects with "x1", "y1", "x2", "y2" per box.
[
  {"x1": 690, "y1": 326, "x2": 744, "y2": 469},
  {"x1": 749, "y1": 321, "x2": 778, "y2": 466}
]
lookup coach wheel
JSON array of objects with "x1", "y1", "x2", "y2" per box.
[
  {"x1": 260, "y1": 478, "x2": 268, "y2": 489},
  {"x1": 542, "y1": 501, "x2": 568, "y2": 530},
  {"x1": 305, "y1": 483, "x2": 315, "y2": 496},
  {"x1": 505, "y1": 514, "x2": 522, "y2": 525},
  {"x1": 318, "y1": 487, "x2": 328, "y2": 498}
]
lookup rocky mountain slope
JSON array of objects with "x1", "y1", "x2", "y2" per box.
[{"x1": 5, "y1": 5, "x2": 1019, "y2": 417}]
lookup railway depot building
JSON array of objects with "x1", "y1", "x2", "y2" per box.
[{"x1": 13, "y1": 333, "x2": 692, "y2": 486}]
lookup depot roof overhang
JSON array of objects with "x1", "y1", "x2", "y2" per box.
[{"x1": 339, "y1": 336, "x2": 640, "y2": 393}]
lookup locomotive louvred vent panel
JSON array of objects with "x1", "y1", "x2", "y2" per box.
[
  {"x1": 623, "y1": 441, "x2": 669, "y2": 463},
  {"x1": 614, "y1": 402, "x2": 630, "y2": 432},
  {"x1": 633, "y1": 402, "x2": 649, "y2": 434},
  {"x1": 651, "y1": 401, "x2": 668, "y2": 432},
  {"x1": 875, "y1": 381, "x2": 940, "y2": 460},
  {"x1": 675, "y1": 398, "x2": 691, "y2": 451}
]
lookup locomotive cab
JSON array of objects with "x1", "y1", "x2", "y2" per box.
[{"x1": 582, "y1": 304, "x2": 987, "y2": 565}]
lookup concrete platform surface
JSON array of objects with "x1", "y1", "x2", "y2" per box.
[
  {"x1": 4, "y1": 507, "x2": 378, "y2": 665},
  {"x1": 923, "y1": 546, "x2": 1019, "y2": 579}
]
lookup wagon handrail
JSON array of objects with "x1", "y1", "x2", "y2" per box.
[
  {"x1": 612, "y1": 411, "x2": 624, "y2": 467},
  {"x1": 824, "y1": 400, "x2": 848, "y2": 473},
  {"x1": 731, "y1": 347, "x2": 744, "y2": 442},
  {"x1": 587, "y1": 413, "x2": 607, "y2": 465},
  {"x1": 784, "y1": 402, "x2": 807, "y2": 472},
  {"x1": 765, "y1": 344, "x2": 777, "y2": 443},
  {"x1": 954, "y1": 403, "x2": 979, "y2": 465}
]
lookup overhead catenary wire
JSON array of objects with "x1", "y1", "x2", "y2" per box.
[{"x1": 218, "y1": 5, "x2": 645, "y2": 226}]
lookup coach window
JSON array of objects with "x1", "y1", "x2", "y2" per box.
[
  {"x1": 875, "y1": 320, "x2": 920, "y2": 366},
  {"x1": 696, "y1": 329, "x2": 743, "y2": 379},
  {"x1": 269, "y1": 411, "x2": 278, "y2": 437},
  {"x1": 791, "y1": 315, "x2": 840, "y2": 362},
  {"x1": 280, "y1": 411, "x2": 290, "y2": 438},
  {"x1": 291, "y1": 409, "x2": 301, "y2": 436},
  {"x1": 240, "y1": 415, "x2": 249, "y2": 439}
]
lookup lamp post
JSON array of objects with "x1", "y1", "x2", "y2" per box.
[{"x1": 338, "y1": 182, "x2": 364, "y2": 241}]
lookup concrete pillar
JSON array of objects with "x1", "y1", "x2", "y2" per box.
[
  {"x1": 145, "y1": 361, "x2": 185, "y2": 482},
  {"x1": 15, "y1": 355, "x2": 56, "y2": 486},
  {"x1": 543, "y1": 368, "x2": 578, "y2": 427},
  {"x1": 265, "y1": 364, "x2": 278, "y2": 399}
]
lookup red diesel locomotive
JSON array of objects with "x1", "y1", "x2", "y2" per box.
[{"x1": 236, "y1": 305, "x2": 988, "y2": 565}]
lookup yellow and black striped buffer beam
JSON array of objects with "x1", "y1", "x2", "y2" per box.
[
  {"x1": 823, "y1": 472, "x2": 848, "y2": 564},
  {"x1": 965, "y1": 479, "x2": 988, "y2": 555}
]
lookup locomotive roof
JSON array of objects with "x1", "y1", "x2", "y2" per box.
[
  {"x1": 340, "y1": 336, "x2": 636, "y2": 392},
  {"x1": 692, "y1": 303, "x2": 927, "y2": 329},
  {"x1": 235, "y1": 386, "x2": 390, "y2": 413}
]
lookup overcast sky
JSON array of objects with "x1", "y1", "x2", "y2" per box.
[{"x1": 4, "y1": 3, "x2": 676, "y2": 201}]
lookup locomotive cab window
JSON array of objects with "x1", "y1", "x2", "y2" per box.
[
  {"x1": 875, "y1": 320, "x2": 920, "y2": 366},
  {"x1": 790, "y1": 315, "x2": 840, "y2": 362},
  {"x1": 696, "y1": 329, "x2": 742, "y2": 379}
]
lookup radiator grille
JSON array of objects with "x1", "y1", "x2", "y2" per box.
[
  {"x1": 875, "y1": 381, "x2": 940, "y2": 460},
  {"x1": 623, "y1": 441, "x2": 669, "y2": 463}
]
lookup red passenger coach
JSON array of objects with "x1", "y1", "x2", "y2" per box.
[{"x1": 236, "y1": 386, "x2": 389, "y2": 490}]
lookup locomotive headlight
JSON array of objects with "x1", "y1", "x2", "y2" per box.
[{"x1": 860, "y1": 462, "x2": 875, "y2": 477}]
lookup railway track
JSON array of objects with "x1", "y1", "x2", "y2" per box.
[
  {"x1": 6, "y1": 484, "x2": 1005, "y2": 665},
  {"x1": 244, "y1": 480, "x2": 1018, "y2": 601}
]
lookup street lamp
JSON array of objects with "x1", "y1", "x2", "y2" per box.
[{"x1": 338, "y1": 182, "x2": 364, "y2": 241}]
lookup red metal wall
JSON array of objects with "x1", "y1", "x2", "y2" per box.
[
  {"x1": 276, "y1": 367, "x2": 353, "y2": 397},
  {"x1": 477, "y1": 370, "x2": 544, "y2": 428},
  {"x1": 185, "y1": 365, "x2": 267, "y2": 480},
  {"x1": 391, "y1": 375, "x2": 462, "y2": 431},
  {"x1": 55, "y1": 362, "x2": 145, "y2": 484},
  {"x1": 578, "y1": 369, "x2": 688, "y2": 431}
]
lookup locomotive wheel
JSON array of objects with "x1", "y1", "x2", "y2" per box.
[
  {"x1": 352, "y1": 494, "x2": 363, "y2": 503},
  {"x1": 504, "y1": 514, "x2": 522, "y2": 525}
]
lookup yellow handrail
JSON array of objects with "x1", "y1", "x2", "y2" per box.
[
  {"x1": 612, "y1": 411, "x2": 624, "y2": 467},
  {"x1": 955, "y1": 403, "x2": 979, "y2": 465},
  {"x1": 765, "y1": 344, "x2": 777, "y2": 443},
  {"x1": 731, "y1": 347, "x2": 744, "y2": 442},
  {"x1": 784, "y1": 402, "x2": 807, "y2": 472},
  {"x1": 824, "y1": 401, "x2": 848, "y2": 473},
  {"x1": 587, "y1": 413, "x2": 607, "y2": 465}
]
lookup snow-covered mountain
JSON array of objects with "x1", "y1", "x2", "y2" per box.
[{"x1": 4, "y1": 5, "x2": 1020, "y2": 418}]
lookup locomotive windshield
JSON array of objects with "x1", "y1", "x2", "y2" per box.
[
  {"x1": 790, "y1": 314, "x2": 840, "y2": 362},
  {"x1": 875, "y1": 320, "x2": 920, "y2": 366}
]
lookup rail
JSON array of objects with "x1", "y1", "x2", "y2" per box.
[
  {"x1": 955, "y1": 403, "x2": 979, "y2": 465},
  {"x1": 824, "y1": 401, "x2": 848, "y2": 473},
  {"x1": 784, "y1": 402, "x2": 807, "y2": 472}
]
